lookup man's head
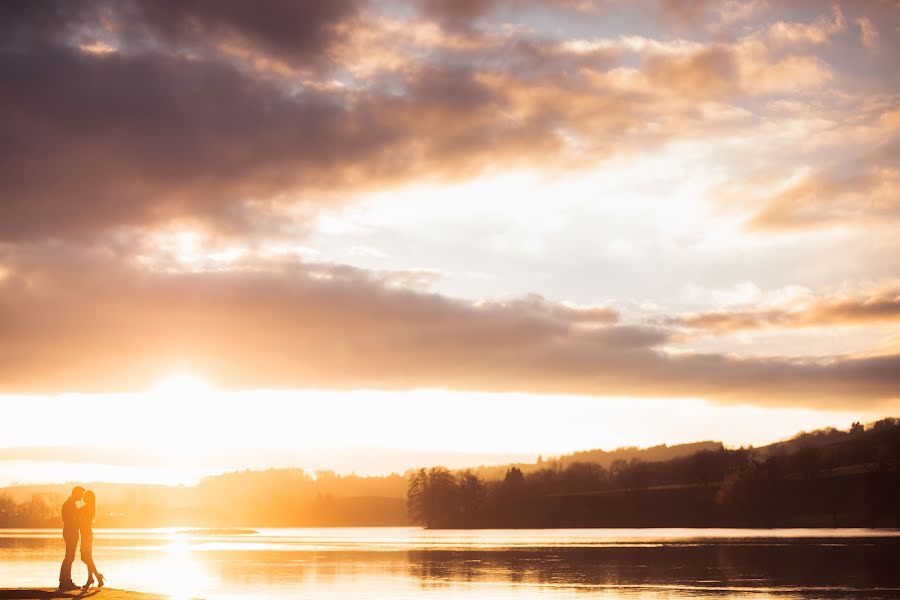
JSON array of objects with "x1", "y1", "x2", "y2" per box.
[{"x1": 70, "y1": 486, "x2": 85, "y2": 501}]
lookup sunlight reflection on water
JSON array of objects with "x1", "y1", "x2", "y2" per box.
[{"x1": 2, "y1": 528, "x2": 900, "y2": 599}]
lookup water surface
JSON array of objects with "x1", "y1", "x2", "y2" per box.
[{"x1": 2, "y1": 528, "x2": 899, "y2": 599}]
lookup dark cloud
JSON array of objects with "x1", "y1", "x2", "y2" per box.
[
  {"x1": 421, "y1": 0, "x2": 500, "y2": 29},
  {"x1": 0, "y1": 0, "x2": 100, "y2": 47},
  {"x1": 419, "y1": 0, "x2": 601, "y2": 30},
  {"x1": 0, "y1": 0, "x2": 361, "y2": 63},
  {"x1": 1, "y1": 43, "x2": 569, "y2": 240},
  {"x1": 127, "y1": 0, "x2": 361, "y2": 63},
  {"x1": 0, "y1": 0, "x2": 843, "y2": 242},
  {"x1": 0, "y1": 246, "x2": 897, "y2": 408},
  {"x1": 0, "y1": 45, "x2": 353, "y2": 240},
  {"x1": 658, "y1": 0, "x2": 710, "y2": 25},
  {"x1": 0, "y1": 36, "x2": 630, "y2": 241}
]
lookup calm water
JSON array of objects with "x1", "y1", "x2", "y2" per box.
[{"x1": 2, "y1": 528, "x2": 900, "y2": 599}]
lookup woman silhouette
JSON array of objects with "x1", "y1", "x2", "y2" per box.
[{"x1": 79, "y1": 490, "x2": 105, "y2": 589}]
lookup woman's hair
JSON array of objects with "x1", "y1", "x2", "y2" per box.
[{"x1": 83, "y1": 490, "x2": 96, "y2": 522}]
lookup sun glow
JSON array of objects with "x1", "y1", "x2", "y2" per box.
[
  {"x1": 142, "y1": 374, "x2": 222, "y2": 462},
  {"x1": 152, "y1": 374, "x2": 213, "y2": 397},
  {"x1": 0, "y1": 386, "x2": 883, "y2": 487}
]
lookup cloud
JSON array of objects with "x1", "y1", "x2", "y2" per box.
[
  {"x1": 0, "y1": 0, "x2": 362, "y2": 66},
  {"x1": 856, "y1": 17, "x2": 879, "y2": 51},
  {"x1": 0, "y1": 445, "x2": 161, "y2": 467},
  {"x1": 711, "y1": 109, "x2": 900, "y2": 231},
  {"x1": 420, "y1": 0, "x2": 502, "y2": 30},
  {"x1": 632, "y1": 37, "x2": 831, "y2": 100},
  {"x1": 747, "y1": 157, "x2": 900, "y2": 230},
  {"x1": 126, "y1": 0, "x2": 362, "y2": 63},
  {"x1": 4, "y1": 43, "x2": 618, "y2": 241},
  {"x1": 666, "y1": 285, "x2": 900, "y2": 333},
  {"x1": 658, "y1": 0, "x2": 711, "y2": 26},
  {"x1": 0, "y1": 13, "x2": 703, "y2": 241},
  {"x1": 0, "y1": 246, "x2": 897, "y2": 408},
  {"x1": 715, "y1": 0, "x2": 768, "y2": 26},
  {"x1": 0, "y1": 0, "x2": 100, "y2": 45},
  {"x1": 419, "y1": 0, "x2": 600, "y2": 30},
  {"x1": 0, "y1": 0, "x2": 897, "y2": 414},
  {"x1": 768, "y1": 4, "x2": 845, "y2": 45},
  {"x1": 643, "y1": 45, "x2": 738, "y2": 98},
  {"x1": 0, "y1": 45, "x2": 360, "y2": 241},
  {"x1": 0, "y1": 0, "x2": 858, "y2": 243}
]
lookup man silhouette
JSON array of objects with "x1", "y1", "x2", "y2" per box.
[{"x1": 59, "y1": 486, "x2": 85, "y2": 591}]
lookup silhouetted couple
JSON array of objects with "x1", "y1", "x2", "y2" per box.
[{"x1": 58, "y1": 486, "x2": 104, "y2": 591}]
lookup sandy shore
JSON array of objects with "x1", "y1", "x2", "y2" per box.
[{"x1": 0, "y1": 590, "x2": 202, "y2": 600}]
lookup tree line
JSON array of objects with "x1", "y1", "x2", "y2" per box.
[
  {"x1": 407, "y1": 419, "x2": 900, "y2": 528},
  {"x1": 1, "y1": 469, "x2": 408, "y2": 528},
  {"x1": 0, "y1": 493, "x2": 56, "y2": 527}
]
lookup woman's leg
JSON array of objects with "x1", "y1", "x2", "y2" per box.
[
  {"x1": 87, "y1": 549, "x2": 103, "y2": 585},
  {"x1": 81, "y1": 557, "x2": 92, "y2": 584},
  {"x1": 83, "y1": 534, "x2": 103, "y2": 586},
  {"x1": 81, "y1": 546, "x2": 97, "y2": 585}
]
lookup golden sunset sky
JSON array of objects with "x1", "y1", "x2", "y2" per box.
[{"x1": 1, "y1": 0, "x2": 898, "y2": 485}]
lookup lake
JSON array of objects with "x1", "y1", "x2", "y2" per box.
[{"x1": 2, "y1": 528, "x2": 900, "y2": 599}]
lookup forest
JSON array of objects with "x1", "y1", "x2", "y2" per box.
[{"x1": 407, "y1": 419, "x2": 900, "y2": 528}]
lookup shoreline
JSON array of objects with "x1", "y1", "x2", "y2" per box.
[{"x1": 0, "y1": 590, "x2": 203, "y2": 600}]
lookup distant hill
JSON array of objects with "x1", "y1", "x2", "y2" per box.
[
  {"x1": 559, "y1": 440, "x2": 724, "y2": 468},
  {"x1": 472, "y1": 441, "x2": 723, "y2": 480}
]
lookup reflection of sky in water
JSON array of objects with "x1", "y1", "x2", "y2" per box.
[{"x1": 2, "y1": 528, "x2": 900, "y2": 599}]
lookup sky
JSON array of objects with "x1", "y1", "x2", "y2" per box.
[{"x1": 1, "y1": 0, "x2": 898, "y2": 485}]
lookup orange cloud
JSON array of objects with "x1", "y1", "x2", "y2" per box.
[
  {"x1": 856, "y1": 17, "x2": 879, "y2": 51},
  {"x1": 768, "y1": 4, "x2": 845, "y2": 45},
  {"x1": 666, "y1": 286, "x2": 900, "y2": 333},
  {"x1": 0, "y1": 0, "x2": 897, "y2": 415},
  {"x1": 0, "y1": 248, "x2": 897, "y2": 408},
  {"x1": 748, "y1": 164, "x2": 900, "y2": 230},
  {"x1": 625, "y1": 37, "x2": 831, "y2": 100}
]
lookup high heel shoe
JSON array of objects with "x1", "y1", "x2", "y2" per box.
[
  {"x1": 82, "y1": 576, "x2": 94, "y2": 590},
  {"x1": 97, "y1": 574, "x2": 105, "y2": 588}
]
